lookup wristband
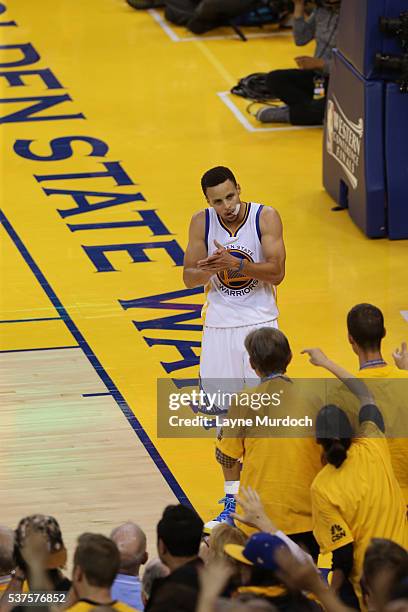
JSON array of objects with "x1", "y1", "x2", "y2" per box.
[{"x1": 237, "y1": 258, "x2": 245, "y2": 274}]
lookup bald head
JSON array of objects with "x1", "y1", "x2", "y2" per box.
[
  {"x1": 0, "y1": 526, "x2": 15, "y2": 576},
  {"x1": 110, "y1": 522, "x2": 147, "y2": 575}
]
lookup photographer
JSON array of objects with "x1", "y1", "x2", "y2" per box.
[{"x1": 256, "y1": 0, "x2": 341, "y2": 125}]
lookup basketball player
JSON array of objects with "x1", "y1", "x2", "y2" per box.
[{"x1": 183, "y1": 166, "x2": 286, "y2": 527}]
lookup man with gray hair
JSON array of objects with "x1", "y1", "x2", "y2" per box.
[
  {"x1": 110, "y1": 522, "x2": 148, "y2": 611},
  {"x1": 0, "y1": 526, "x2": 14, "y2": 592},
  {"x1": 141, "y1": 559, "x2": 169, "y2": 608}
]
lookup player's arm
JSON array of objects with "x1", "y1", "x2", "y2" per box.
[
  {"x1": 183, "y1": 212, "x2": 213, "y2": 289},
  {"x1": 241, "y1": 207, "x2": 286, "y2": 285}
]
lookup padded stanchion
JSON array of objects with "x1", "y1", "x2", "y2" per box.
[
  {"x1": 337, "y1": 0, "x2": 407, "y2": 78},
  {"x1": 323, "y1": 51, "x2": 386, "y2": 238},
  {"x1": 385, "y1": 83, "x2": 408, "y2": 239}
]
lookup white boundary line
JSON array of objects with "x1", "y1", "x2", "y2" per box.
[
  {"x1": 148, "y1": 9, "x2": 291, "y2": 43},
  {"x1": 217, "y1": 92, "x2": 321, "y2": 133},
  {"x1": 401, "y1": 311, "x2": 408, "y2": 323},
  {"x1": 148, "y1": 8, "x2": 180, "y2": 41}
]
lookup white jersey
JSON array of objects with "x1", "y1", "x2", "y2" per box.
[{"x1": 202, "y1": 202, "x2": 279, "y2": 328}]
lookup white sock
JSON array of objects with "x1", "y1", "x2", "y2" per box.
[{"x1": 224, "y1": 480, "x2": 240, "y2": 495}]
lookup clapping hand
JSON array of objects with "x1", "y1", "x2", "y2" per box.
[{"x1": 197, "y1": 240, "x2": 239, "y2": 273}]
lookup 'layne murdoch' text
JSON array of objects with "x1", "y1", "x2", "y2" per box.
[{"x1": 168, "y1": 415, "x2": 313, "y2": 428}]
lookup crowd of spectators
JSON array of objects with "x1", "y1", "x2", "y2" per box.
[{"x1": 0, "y1": 490, "x2": 406, "y2": 612}]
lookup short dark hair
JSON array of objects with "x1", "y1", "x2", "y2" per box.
[
  {"x1": 347, "y1": 304, "x2": 385, "y2": 350},
  {"x1": 317, "y1": 438, "x2": 352, "y2": 468},
  {"x1": 201, "y1": 166, "x2": 237, "y2": 195},
  {"x1": 73, "y1": 533, "x2": 120, "y2": 588},
  {"x1": 244, "y1": 328, "x2": 292, "y2": 376},
  {"x1": 315, "y1": 404, "x2": 353, "y2": 468},
  {"x1": 157, "y1": 505, "x2": 203, "y2": 557},
  {"x1": 363, "y1": 538, "x2": 408, "y2": 593}
]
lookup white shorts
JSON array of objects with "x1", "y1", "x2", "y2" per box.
[{"x1": 199, "y1": 319, "x2": 279, "y2": 412}]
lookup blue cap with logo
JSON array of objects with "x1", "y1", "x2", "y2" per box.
[{"x1": 224, "y1": 532, "x2": 288, "y2": 571}]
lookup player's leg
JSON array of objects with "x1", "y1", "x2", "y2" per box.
[
  {"x1": 205, "y1": 319, "x2": 279, "y2": 530},
  {"x1": 202, "y1": 326, "x2": 246, "y2": 531},
  {"x1": 200, "y1": 326, "x2": 245, "y2": 414}
]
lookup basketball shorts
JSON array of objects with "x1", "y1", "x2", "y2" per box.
[{"x1": 199, "y1": 319, "x2": 279, "y2": 413}]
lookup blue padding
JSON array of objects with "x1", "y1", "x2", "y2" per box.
[
  {"x1": 323, "y1": 51, "x2": 386, "y2": 238},
  {"x1": 385, "y1": 83, "x2": 408, "y2": 239},
  {"x1": 337, "y1": 0, "x2": 408, "y2": 78}
]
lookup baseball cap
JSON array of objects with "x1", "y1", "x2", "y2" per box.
[
  {"x1": 224, "y1": 532, "x2": 288, "y2": 571},
  {"x1": 15, "y1": 514, "x2": 67, "y2": 569},
  {"x1": 316, "y1": 404, "x2": 353, "y2": 439}
]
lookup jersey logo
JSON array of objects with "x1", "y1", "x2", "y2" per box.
[
  {"x1": 217, "y1": 250, "x2": 253, "y2": 290},
  {"x1": 330, "y1": 524, "x2": 346, "y2": 542}
]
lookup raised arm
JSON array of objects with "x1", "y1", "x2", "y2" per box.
[
  {"x1": 301, "y1": 348, "x2": 373, "y2": 404},
  {"x1": 183, "y1": 211, "x2": 213, "y2": 289}
]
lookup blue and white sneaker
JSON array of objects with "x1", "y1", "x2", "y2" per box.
[{"x1": 204, "y1": 495, "x2": 236, "y2": 532}]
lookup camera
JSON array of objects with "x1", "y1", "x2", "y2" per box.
[
  {"x1": 379, "y1": 11, "x2": 408, "y2": 50},
  {"x1": 375, "y1": 53, "x2": 408, "y2": 93}
]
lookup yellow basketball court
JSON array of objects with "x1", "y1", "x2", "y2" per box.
[{"x1": 0, "y1": 0, "x2": 407, "y2": 558}]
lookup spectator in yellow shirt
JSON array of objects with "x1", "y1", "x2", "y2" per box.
[
  {"x1": 346, "y1": 303, "x2": 408, "y2": 504},
  {"x1": 302, "y1": 349, "x2": 408, "y2": 610},
  {"x1": 303, "y1": 304, "x2": 408, "y2": 504},
  {"x1": 67, "y1": 533, "x2": 139, "y2": 612},
  {"x1": 215, "y1": 327, "x2": 322, "y2": 561}
]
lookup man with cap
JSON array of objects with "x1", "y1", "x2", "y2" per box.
[
  {"x1": 0, "y1": 515, "x2": 71, "y2": 612},
  {"x1": 224, "y1": 532, "x2": 321, "y2": 610},
  {"x1": 14, "y1": 514, "x2": 70, "y2": 591}
]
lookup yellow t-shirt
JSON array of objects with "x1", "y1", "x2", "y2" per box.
[
  {"x1": 311, "y1": 420, "x2": 408, "y2": 605},
  {"x1": 356, "y1": 364, "x2": 408, "y2": 505},
  {"x1": 216, "y1": 378, "x2": 322, "y2": 535},
  {"x1": 68, "y1": 600, "x2": 139, "y2": 612}
]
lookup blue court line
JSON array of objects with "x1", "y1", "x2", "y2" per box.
[
  {"x1": 0, "y1": 210, "x2": 192, "y2": 509},
  {"x1": 82, "y1": 392, "x2": 112, "y2": 398},
  {"x1": 0, "y1": 317, "x2": 61, "y2": 324},
  {"x1": 0, "y1": 345, "x2": 78, "y2": 353}
]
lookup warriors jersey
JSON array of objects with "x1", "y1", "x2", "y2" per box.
[{"x1": 203, "y1": 202, "x2": 279, "y2": 328}]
